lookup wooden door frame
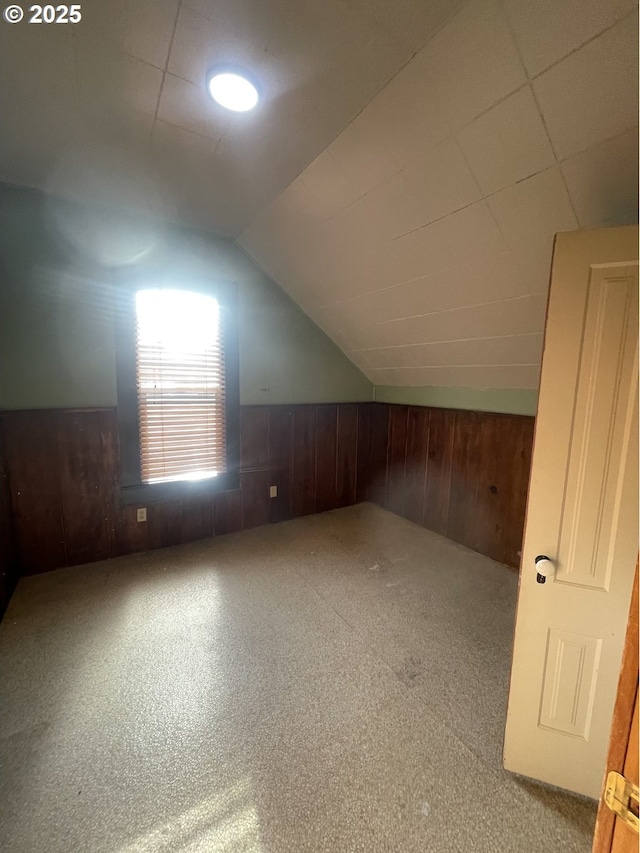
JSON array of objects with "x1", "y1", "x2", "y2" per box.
[{"x1": 592, "y1": 564, "x2": 639, "y2": 851}]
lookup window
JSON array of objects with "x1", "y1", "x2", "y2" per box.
[
  {"x1": 116, "y1": 279, "x2": 239, "y2": 503},
  {"x1": 136, "y1": 289, "x2": 226, "y2": 484}
]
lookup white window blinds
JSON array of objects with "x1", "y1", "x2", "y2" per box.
[{"x1": 135, "y1": 289, "x2": 227, "y2": 484}]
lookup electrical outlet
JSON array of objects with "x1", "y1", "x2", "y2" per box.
[
  {"x1": 269, "y1": 485, "x2": 277, "y2": 498},
  {"x1": 136, "y1": 507, "x2": 147, "y2": 523}
]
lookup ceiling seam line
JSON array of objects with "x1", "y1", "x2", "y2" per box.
[
  {"x1": 152, "y1": 0, "x2": 183, "y2": 132},
  {"x1": 320, "y1": 82, "x2": 533, "y2": 227},
  {"x1": 120, "y1": 50, "x2": 166, "y2": 74},
  {"x1": 331, "y1": 91, "x2": 531, "y2": 226},
  {"x1": 366, "y1": 364, "x2": 539, "y2": 371},
  {"x1": 497, "y1": 5, "x2": 563, "y2": 169},
  {"x1": 324, "y1": 255, "x2": 518, "y2": 305},
  {"x1": 390, "y1": 198, "x2": 483, "y2": 241},
  {"x1": 332, "y1": 88, "x2": 608, "y2": 248},
  {"x1": 525, "y1": 6, "x2": 639, "y2": 84},
  {"x1": 154, "y1": 115, "x2": 220, "y2": 146},
  {"x1": 362, "y1": 294, "x2": 540, "y2": 326},
  {"x1": 240, "y1": 6, "x2": 635, "y2": 238},
  {"x1": 349, "y1": 333, "x2": 543, "y2": 353},
  {"x1": 237, "y1": 0, "x2": 474, "y2": 231},
  {"x1": 556, "y1": 126, "x2": 640, "y2": 165},
  {"x1": 326, "y1": 302, "x2": 542, "y2": 335}
]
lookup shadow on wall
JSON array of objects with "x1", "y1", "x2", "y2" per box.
[{"x1": 0, "y1": 183, "x2": 373, "y2": 412}]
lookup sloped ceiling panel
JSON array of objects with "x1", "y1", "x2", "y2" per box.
[
  {"x1": 239, "y1": 0, "x2": 639, "y2": 390},
  {"x1": 0, "y1": 0, "x2": 468, "y2": 237}
]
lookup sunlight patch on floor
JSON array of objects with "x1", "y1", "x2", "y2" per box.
[{"x1": 118, "y1": 779, "x2": 262, "y2": 853}]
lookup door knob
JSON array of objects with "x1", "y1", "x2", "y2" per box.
[{"x1": 535, "y1": 555, "x2": 554, "y2": 584}]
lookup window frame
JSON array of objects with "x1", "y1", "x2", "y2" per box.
[{"x1": 115, "y1": 275, "x2": 240, "y2": 505}]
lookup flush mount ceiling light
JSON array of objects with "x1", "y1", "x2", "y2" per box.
[{"x1": 206, "y1": 68, "x2": 259, "y2": 112}]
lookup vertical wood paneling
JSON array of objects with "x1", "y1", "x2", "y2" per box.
[
  {"x1": 0, "y1": 419, "x2": 18, "y2": 617},
  {"x1": 292, "y1": 407, "x2": 317, "y2": 517},
  {"x1": 240, "y1": 405, "x2": 271, "y2": 529},
  {"x1": 424, "y1": 408, "x2": 454, "y2": 536},
  {"x1": 470, "y1": 415, "x2": 503, "y2": 563},
  {"x1": 315, "y1": 405, "x2": 338, "y2": 514},
  {"x1": 404, "y1": 406, "x2": 429, "y2": 525},
  {"x1": 113, "y1": 504, "x2": 148, "y2": 557},
  {"x1": 0, "y1": 403, "x2": 366, "y2": 580},
  {"x1": 240, "y1": 406, "x2": 269, "y2": 470},
  {"x1": 267, "y1": 407, "x2": 292, "y2": 524},
  {"x1": 386, "y1": 405, "x2": 409, "y2": 516},
  {"x1": 147, "y1": 501, "x2": 183, "y2": 551},
  {"x1": 447, "y1": 411, "x2": 484, "y2": 550},
  {"x1": 181, "y1": 493, "x2": 213, "y2": 543},
  {"x1": 0, "y1": 402, "x2": 534, "y2": 585},
  {"x1": 336, "y1": 404, "x2": 358, "y2": 508},
  {"x1": 355, "y1": 402, "x2": 373, "y2": 503},
  {"x1": 506, "y1": 416, "x2": 534, "y2": 567},
  {"x1": 55, "y1": 410, "x2": 115, "y2": 565},
  {"x1": 100, "y1": 408, "x2": 121, "y2": 548},
  {"x1": 474, "y1": 414, "x2": 533, "y2": 566},
  {"x1": 240, "y1": 470, "x2": 271, "y2": 530},
  {"x1": 369, "y1": 403, "x2": 389, "y2": 505},
  {"x1": 3, "y1": 411, "x2": 66, "y2": 574},
  {"x1": 214, "y1": 490, "x2": 243, "y2": 536}
]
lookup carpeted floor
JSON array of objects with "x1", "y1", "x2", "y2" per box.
[{"x1": 0, "y1": 503, "x2": 596, "y2": 852}]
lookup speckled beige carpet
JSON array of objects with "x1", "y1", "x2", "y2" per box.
[{"x1": 0, "y1": 503, "x2": 596, "y2": 852}]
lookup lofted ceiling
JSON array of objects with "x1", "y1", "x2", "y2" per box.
[
  {"x1": 239, "y1": 0, "x2": 639, "y2": 390},
  {"x1": 0, "y1": 0, "x2": 638, "y2": 392},
  {"x1": 0, "y1": 0, "x2": 467, "y2": 236}
]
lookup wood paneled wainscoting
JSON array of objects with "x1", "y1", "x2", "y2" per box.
[
  {"x1": 0, "y1": 418, "x2": 19, "y2": 614},
  {"x1": 370, "y1": 405, "x2": 535, "y2": 568},
  {"x1": 0, "y1": 404, "x2": 371, "y2": 577},
  {"x1": 0, "y1": 403, "x2": 534, "y2": 600}
]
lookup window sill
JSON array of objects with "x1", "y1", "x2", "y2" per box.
[{"x1": 120, "y1": 473, "x2": 240, "y2": 506}]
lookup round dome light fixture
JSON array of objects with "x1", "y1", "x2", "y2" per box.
[{"x1": 206, "y1": 68, "x2": 259, "y2": 112}]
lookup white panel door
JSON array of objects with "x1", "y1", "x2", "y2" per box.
[{"x1": 503, "y1": 225, "x2": 638, "y2": 798}]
